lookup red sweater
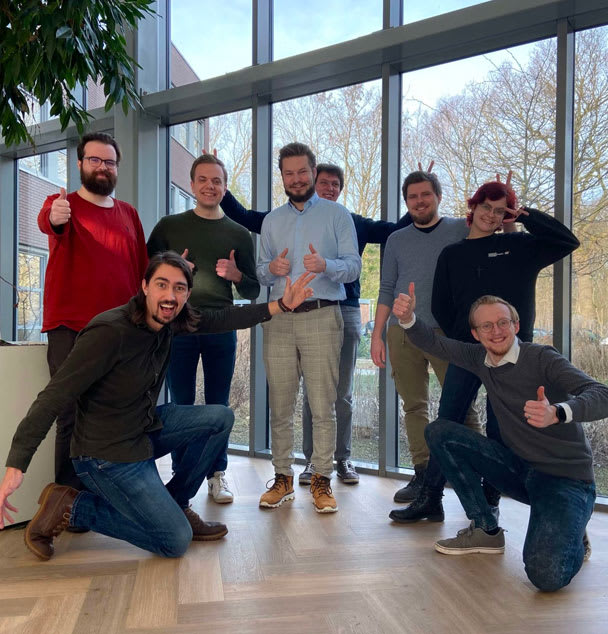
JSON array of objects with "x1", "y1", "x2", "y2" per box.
[{"x1": 38, "y1": 192, "x2": 148, "y2": 332}]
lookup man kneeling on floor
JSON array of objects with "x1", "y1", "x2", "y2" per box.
[
  {"x1": 0, "y1": 251, "x2": 314, "y2": 560},
  {"x1": 392, "y1": 284, "x2": 608, "y2": 592}
]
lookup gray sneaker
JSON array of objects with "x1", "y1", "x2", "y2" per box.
[
  {"x1": 435, "y1": 524, "x2": 505, "y2": 555},
  {"x1": 299, "y1": 462, "x2": 315, "y2": 485}
]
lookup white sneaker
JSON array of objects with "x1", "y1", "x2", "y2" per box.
[{"x1": 207, "y1": 471, "x2": 234, "y2": 504}]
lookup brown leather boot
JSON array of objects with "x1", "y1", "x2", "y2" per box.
[
  {"x1": 25, "y1": 483, "x2": 80, "y2": 560},
  {"x1": 183, "y1": 507, "x2": 228, "y2": 541}
]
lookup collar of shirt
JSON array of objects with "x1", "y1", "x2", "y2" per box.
[
  {"x1": 484, "y1": 337, "x2": 520, "y2": 368},
  {"x1": 287, "y1": 192, "x2": 319, "y2": 213}
]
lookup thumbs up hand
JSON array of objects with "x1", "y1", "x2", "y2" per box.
[
  {"x1": 49, "y1": 187, "x2": 71, "y2": 227},
  {"x1": 303, "y1": 243, "x2": 326, "y2": 273},
  {"x1": 393, "y1": 282, "x2": 416, "y2": 323},
  {"x1": 216, "y1": 249, "x2": 242, "y2": 282},
  {"x1": 523, "y1": 385, "x2": 558, "y2": 427},
  {"x1": 269, "y1": 247, "x2": 291, "y2": 277}
]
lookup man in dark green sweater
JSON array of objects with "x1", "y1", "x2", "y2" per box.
[
  {"x1": 393, "y1": 285, "x2": 608, "y2": 592},
  {"x1": 147, "y1": 154, "x2": 260, "y2": 504},
  {"x1": 0, "y1": 251, "x2": 313, "y2": 560}
]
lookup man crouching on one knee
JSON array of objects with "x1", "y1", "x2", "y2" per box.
[
  {"x1": 0, "y1": 251, "x2": 315, "y2": 560},
  {"x1": 392, "y1": 283, "x2": 607, "y2": 592}
]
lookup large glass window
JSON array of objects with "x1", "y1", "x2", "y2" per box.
[
  {"x1": 16, "y1": 150, "x2": 67, "y2": 341},
  {"x1": 170, "y1": 0, "x2": 252, "y2": 84},
  {"x1": 273, "y1": 1, "x2": 383, "y2": 60},
  {"x1": 398, "y1": 40, "x2": 557, "y2": 467},
  {"x1": 573, "y1": 26, "x2": 608, "y2": 496},
  {"x1": 273, "y1": 81, "x2": 382, "y2": 466}
]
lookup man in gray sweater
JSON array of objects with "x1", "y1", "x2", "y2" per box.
[
  {"x1": 393, "y1": 285, "x2": 608, "y2": 592},
  {"x1": 371, "y1": 170, "x2": 479, "y2": 502}
]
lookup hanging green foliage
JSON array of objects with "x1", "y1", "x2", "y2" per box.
[{"x1": 0, "y1": 0, "x2": 155, "y2": 146}]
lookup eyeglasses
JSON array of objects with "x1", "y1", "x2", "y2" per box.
[
  {"x1": 83, "y1": 156, "x2": 118, "y2": 169},
  {"x1": 475, "y1": 318, "x2": 515, "y2": 333},
  {"x1": 478, "y1": 203, "x2": 506, "y2": 217}
]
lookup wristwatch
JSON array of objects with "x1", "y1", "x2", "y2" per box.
[{"x1": 554, "y1": 403, "x2": 567, "y2": 423}]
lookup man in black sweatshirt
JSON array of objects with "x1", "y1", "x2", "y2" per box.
[{"x1": 0, "y1": 251, "x2": 314, "y2": 561}]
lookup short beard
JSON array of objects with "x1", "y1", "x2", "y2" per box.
[
  {"x1": 80, "y1": 166, "x2": 117, "y2": 196},
  {"x1": 285, "y1": 184, "x2": 315, "y2": 204}
]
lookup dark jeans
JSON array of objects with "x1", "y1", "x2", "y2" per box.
[
  {"x1": 426, "y1": 419, "x2": 596, "y2": 592},
  {"x1": 302, "y1": 305, "x2": 361, "y2": 461},
  {"x1": 46, "y1": 326, "x2": 84, "y2": 490},
  {"x1": 424, "y1": 363, "x2": 501, "y2": 492},
  {"x1": 167, "y1": 331, "x2": 237, "y2": 475},
  {"x1": 71, "y1": 403, "x2": 234, "y2": 557}
]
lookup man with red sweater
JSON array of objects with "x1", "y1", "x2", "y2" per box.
[{"x1": 38, "y1": 132, "x2": 148, "y2": 490}]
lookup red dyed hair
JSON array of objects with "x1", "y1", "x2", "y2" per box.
[{"x1": 466, "y1": 182, "x2": 518, "y2": 226}]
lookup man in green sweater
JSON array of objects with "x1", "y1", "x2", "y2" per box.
[
  {"x1": 393, "y1": 285, "x2": 608, "y2": 592},
  {"x1": 147, "y1": 155, "x2": 259, "y2": 504}
]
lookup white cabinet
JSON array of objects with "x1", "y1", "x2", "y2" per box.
[{"x1": 0, "y1": 345, "x2": 54, "y2": 524}]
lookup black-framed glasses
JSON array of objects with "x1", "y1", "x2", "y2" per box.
[
  {"x1": 83, "y1": 156, "x2": 118, "y2": 169},
  {"x1": 475, "y1": 318, "x2": 514, "y2": 334}
]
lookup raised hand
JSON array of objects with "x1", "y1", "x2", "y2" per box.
[
  {"x1": 393, "y1": 282, "x2": 416, "y2": 323},
  {"x1": 523, "y1": 386, "x2": 557, "y2": 428},
  {"x1": 269, "y1": 247, "x2": 291, "y2": 276},
  {"x1": 282, "y1": 272, "x2": 315, "y2": 309},
  {"x1": 502, "y1": 206, "x2": 528, "y2": 224},
  {"x1": 303, "y1": 243, "x2": 326, "y2": 273},
  {"x1": 495, "y1": 170, "x2": 512, "y2": 188},
  {"x1": 417, "y1": 160, "x2": 435, "y2": 173},
  {"x1": 216, "y1": 249, "x2": 242, "y2": 282},
  {"x1": 49, "y1": 187, "x2": 71, "y2": 227},
  {"x1": 180, "y1": 249, "x2": 195, "y2": 273}
]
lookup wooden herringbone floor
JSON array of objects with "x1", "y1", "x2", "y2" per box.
[{"x1": 1, "y1": 454, "x2": 607, "y2": 634}]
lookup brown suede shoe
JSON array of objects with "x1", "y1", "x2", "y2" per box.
[
  {"x1": 25, "y1": 483, "x2": 80, "y2": 561},
  {"x1": 183, "y1": 507, "x2": 228, "y2": 541}
]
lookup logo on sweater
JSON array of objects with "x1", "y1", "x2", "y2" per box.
[{"x1": 488, "y1": 250, "x2": 510, "y2": 258}]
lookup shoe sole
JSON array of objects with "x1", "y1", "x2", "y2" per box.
[
  {"x1": 192, "y1": 527, "x2": 228, "y2": 541},
  {"x1": 389, "y1": 512, "x2": 444, "y2": 523},
  {"x1": 434, "y1": 543, "x2": 505, "y2": 555},
  {"x1": 208, "y1": 492, "x2": 234, "y2": 504},
  {"x1": 259, "y1": 492, "x2": 295, "y2": 508},
  {"x1": 313, "y1": 503, "x2": 338, "y2": 513},
  {"x1": 24, "y1": 483, "x2": 61, "y2": 561},
  {"x1": 337, "y1": 475, "x2": 359, "y2": 484}
]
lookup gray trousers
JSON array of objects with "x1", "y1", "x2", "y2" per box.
[
  {"x1": 263, "y1": 305, "x2": 343, "y2": 477},
  {"x1": 302, "y1": 305, "x2": 361, "y2": 462}
]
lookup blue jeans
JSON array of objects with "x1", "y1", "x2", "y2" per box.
[
  {"x1": 302, "y1": 305, "x2": 361, "y2": 461},
  {"x1": 425, "y1": 363, "x2": 501, "y2": 491},
  {"x1": 70, "y1": 403, "x2": 234, "y2": 557},
  {"x1": 426, "y1": 419, "x2": 596, "y2": 592},
  {"x1": 167, "y1": 331, "x2": 237, "y2": 475}
]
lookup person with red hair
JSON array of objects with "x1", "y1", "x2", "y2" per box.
[{"x1": 390, "y1": 174, "x2": 579, "y2": 525}]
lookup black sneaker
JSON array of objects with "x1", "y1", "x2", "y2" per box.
[
  {"x1": 336, "y1": 460, "x2": 359, "y2": 484},
  {"x1": 299, "y1": 462, "x2": 315, "y2": 486}
]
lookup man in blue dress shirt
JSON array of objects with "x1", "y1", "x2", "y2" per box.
[{"x1": 257, "y1": 143, "x2": 361, "y2": 513}]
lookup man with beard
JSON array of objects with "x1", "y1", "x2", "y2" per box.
[
  {"x1": 37, "y1": 132, "x2": 148, "y2": 492},
  {"x1": 219, "y1": 162, "x2": 412, "y2": 486},
  {"x1": 0, "y1": 251, "x2": 316, "y2": 560},
  {"x1": 256, "y1": 143, "x2": 360, "y2": 513},
  {"x1": 371, "y1": 170, "x2": 479, "y2": 504}
]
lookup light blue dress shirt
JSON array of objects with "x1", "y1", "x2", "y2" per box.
[{"x1": 257, "y1": 193, "x2": 361, "y2": 301}]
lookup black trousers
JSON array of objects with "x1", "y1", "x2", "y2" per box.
[{"x1": 46, "y1": 326, "x2": 84, "y2": 490}]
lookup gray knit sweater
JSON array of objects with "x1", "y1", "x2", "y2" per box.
[
  {"x1": 378, "y1": 217, "x2": 468, "y2": 327},
  {"x1": 406, "y1": 318, "x2": 608, "y2": 482}
]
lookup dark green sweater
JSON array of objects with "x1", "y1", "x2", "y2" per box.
[
  {"x1": 147, "y1": 211, "x2": 260, "y2": 308},
  {"x1": 7, "y1": 298, "x2": 271, "y2": 472}
]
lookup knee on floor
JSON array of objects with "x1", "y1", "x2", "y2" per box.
[
  {"x1": 157, "y1": 521, "x2": 193, "y2": 558},
  {"x1": 524, "y1": 559, "x2": 573, "y2": 593}
]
